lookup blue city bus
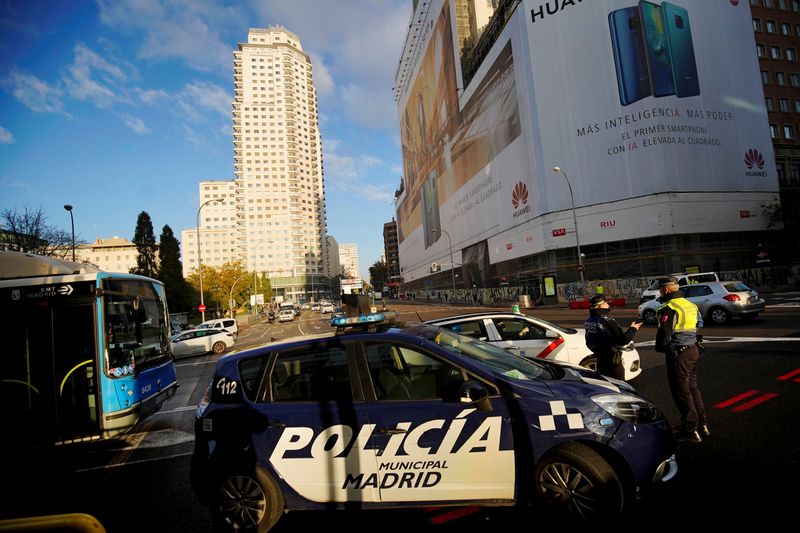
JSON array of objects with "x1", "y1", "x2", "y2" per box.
[{"x1": 0, "y1": 251, "x2": 178, "y2": 449}]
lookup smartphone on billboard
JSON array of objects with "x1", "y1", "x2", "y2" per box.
[
  {"x1": 422, "y1": 170, "x2": 441, "y2": 249},
  {"x1": 609, "y1": 7, "x2": 652, "y2": 106},
  {"x1": 663, "y1": 2, "x2": 700, "y2": 98},
  {"x1": 639, "y1": 0, "x2": 675, "y2": 97}
]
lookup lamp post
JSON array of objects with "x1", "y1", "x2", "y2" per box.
[
  {"x1": 551, "y1": 167, "x2": 585, "y2": 297},
  {"x1": 197, "y1": 198, "x2": 222, "y2": 322},
  {"x1": 434, "y1": 227, "x2": 456, "y2": 291},
  {"x1": 63, "y1": 204, "x2": 75, "y2": 261},
  {"x1": 229, "y1": 272, "x2": 250, "y2": 318}
]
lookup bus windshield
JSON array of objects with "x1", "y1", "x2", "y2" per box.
[{"x1": 103, "y1": 279, "x2": 171, "y2": 377}]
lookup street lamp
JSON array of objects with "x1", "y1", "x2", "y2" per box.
[
  {"x1": 551, "y1": 167, "x2": 585, "y2": 296},
  {"x1": 228, "y1": 272, "x2": 250, "y2": 318},
  {"x1": 63, "y1": 204, "x2": 75, "y2": 262},
  {"x1": 433, "y1": 227, "x2": 456, "y2": 291},
  {"x1": 197, "y1": 198, "x2": 222, "y2": 322}
]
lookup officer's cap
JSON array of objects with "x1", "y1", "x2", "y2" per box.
[
  {"x1": 589, "y1": 295, "x2": 609, "y2": 307},
  {"x1": 657, "y1": 277, "x2": 679, "y2": 288}
]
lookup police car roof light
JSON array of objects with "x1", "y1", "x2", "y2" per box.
[{"x1": 330, "y1": 310, "x2": 399, "y2": 330}]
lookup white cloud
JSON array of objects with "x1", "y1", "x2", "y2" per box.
[
  {"x1": 0, "y1": 126, "x2": 14, "y2": 144},
  {"x1": 360, "y1": 155, "x2": 382, "y2": 168},
  {"x1": 5, "y1": 70, "x2": 65, "y2": 113},
  {"x1": 326, "y1": 153, "x2": 358, "y2": 184},
  {"x1": 176, "y1": 80, "x2": 231, "y2": 123},
  {"x1": 63, "y1": 43, "x2": 129, "y2": 108},
  {"x1": 97, "y1": 0, "x2": 239, "y2": 73},
  {"x1": 360, "y1": 184, "x2": 393, "y2": 203},
  {"x1": 121, "y1": 114, "x2": 149, "y2": 134},
  {"x1": 135, "y1": 88, "x2": 169, "y2": 105},
  {"x1": 310, "y1": 53, "x2": 334, "y2": 97}
]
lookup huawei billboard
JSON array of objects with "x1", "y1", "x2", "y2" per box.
[{"x1": 395, "y1": 0, "x2": 779, "y2": 283}]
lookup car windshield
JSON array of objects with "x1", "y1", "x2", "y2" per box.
[{"x1": 402, "y1": 324, "x2": 556, "y2": 381}]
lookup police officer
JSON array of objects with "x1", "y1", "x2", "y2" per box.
[
  {"x1": 655, "y1": 277, "x2": 709, "y2": 443},
  {"x1": 584, "y1": 295, "x2": 642, "y2": 380}
]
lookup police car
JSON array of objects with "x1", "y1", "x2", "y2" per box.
[{"x1": 190, "y1": 314, "x2": 676, "y2": 532}]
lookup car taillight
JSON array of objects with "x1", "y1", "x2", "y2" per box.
[
  {"x1": 196, "y1": 380, "x2": 213, "y2": 418},
  {"x1": 723, "y1": 294, "x2": 741, "y2": 302}
]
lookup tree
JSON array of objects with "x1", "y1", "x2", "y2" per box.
[
  {"x1": 368, "y1": 260, "x2": 388, "y2": 291},
  {"x1": 156, "y1": 225, "x2": 196, "y2": 312},
  {"x1": 1, "y1": 205, "x2": 77, "y2": 257},
  {"x1": 187, "y1": 262, "x2": 250, "y2": 315},
  {"x1": 131, "y1": 211, "x2": 158, "y2": 277}
]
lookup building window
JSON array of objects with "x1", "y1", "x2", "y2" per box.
[
  {"x1": 793, "y1": 0, "x2": 800, "y2": 11},
  {"x1": 779, "y1": 0, "x2": 787, "y2": 9},
  {"x1": 753, "y1": 17, "x2": 762, "y2": 31},
  {"x1": 788, "y1": 48, "x2": 797, "y2": 61},
  {"x1": 762, "y1": 70, "x2": 771, "y2": 84},
  {"x1": 757, "y1": 44, "x2": 766, "y2": 58},
  {"x1": 764, "y1": 0, "x2": 774, "y2": 7},
  {"x1": 782, "y1": 22, "x2": 792, "y2": 35},
  {"x1": 770, "y1": 124, "x2": 778, "y2": 138},
  {"x1": 776, "y1": 160, "x2": 786, "y2": 181},
  {"x1": 794, "y1": 99, "x2": 800, "y2": 113},
  {"x1": 771, "y1": 45, "x2": 781, "y2": 59},
  {"x1": 766, "y1": 97, "x2": 775, "y2": 111},
  {"x1": 781, "y1": 98, "x2": 790, "y2": 112},
  {"x1": 792, "y1": 73, "x2": 800, "y2": 86},
  {"x1": 767, "y1": 20, "x2": 777, "y2": 33},
  {"x1": 776, "y1": 71, "x2": 787, "y2": 85},
  {"x1": 791, "y1": 160, "x2": 800, "y2": 183},
  {"x1": 784, "y1": 124, "x2": 795, "y2": 139}
]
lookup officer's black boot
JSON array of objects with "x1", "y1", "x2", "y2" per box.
[
  {"x1": 698, "y1": 418, "x2": 711, "y2": 438},
  {"x1": 675, "y1": 427, "x2": 702, "y2": 443}
]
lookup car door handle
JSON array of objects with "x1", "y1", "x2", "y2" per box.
[
  {"x1": 379, "y1": 427, "x2": 407, "y2": 435},
  {"x1": 508, "y1": 345, "x2": 520, "y2": 350}
]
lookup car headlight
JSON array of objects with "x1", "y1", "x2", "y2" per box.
[{"x1": 592, "y1": 393, "x2": 661, "y2": 423}]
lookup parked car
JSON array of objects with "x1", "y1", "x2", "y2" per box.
[
  {"x1": 320, "y1": 303, "x2": 335, "y2": 314},
  {"x1": 637, "y1": 281, "x2": 765, "y2": 325},
  {"x1": 424, "y1": 312, "x2": 641, "y2": 381},
  {"x1": 279, "y1": 309, "x2": 295, "y2": 322},
  {"x1": 190, "y1": 316, "x2": 676, "y2": 532},
  {"x1": 171, "y1": 328, "x2": 234, "y2": 358},
  {"x1": 332, "y1": 306, "x2": 345, "y2": 319},
  {"x1": 639, "y1": 272, "x2": 720, "y2": 303},
  {"x1": 197, "y1": 318, "x2": 239, "y2": 339}
]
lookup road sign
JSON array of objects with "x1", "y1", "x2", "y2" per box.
[{"x1": 198, "y1": 304, "x2": 207, "y2": 312}]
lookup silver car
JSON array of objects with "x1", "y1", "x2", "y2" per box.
[{"x1": 637, "y1": 281, "x2": 765, "y2": 325}]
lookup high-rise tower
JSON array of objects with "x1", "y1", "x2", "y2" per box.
[{"x1": 232, "y1": 27, "x2": 327, "y2": 280}]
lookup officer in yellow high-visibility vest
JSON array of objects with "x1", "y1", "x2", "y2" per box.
[{"x1": 655, "y1": 277, "x2": 709, "y2": 443}]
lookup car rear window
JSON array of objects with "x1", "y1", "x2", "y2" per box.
[{"x1": 723, "y1": 281, "x2": 752, "y2": 292}]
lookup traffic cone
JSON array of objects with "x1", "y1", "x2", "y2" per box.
[{"x1": 512, "y1": 304, "x2": 520, "y2": 314}]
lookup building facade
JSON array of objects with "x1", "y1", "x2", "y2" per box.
[
  {"x1": 74, "y1": 237, "x2": 146, "y2": 273},
  {"x1": 182, "y1": 27, "x2": 329, "y2": 302},
  {"x1": 339, "y1": 243, "x2": 360, "y2": 279},
  {"x1": 383, "y1": 219, "x2": 401, "y2": 293},
  {"x1": 394, "y1": 0, "x2": 786, "y2": 294}
]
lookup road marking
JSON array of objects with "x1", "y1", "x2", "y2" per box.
[
  {"x1": 635, "y1": 336, "x2": 800, "y2": 347},
  {"x1": 777, "y1": 368, "x2": 800, "y2": 381},
  {"x1": 74, "y1": 451, "x2": 193, "y2": 473},
  {"x1": 714, "y1": 390, "x2": 779, "y2": 412}
]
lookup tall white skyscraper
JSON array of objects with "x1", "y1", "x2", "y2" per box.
[
  {"x1": 339, "y1": 243, "x2": 360, "y2": 279},
  {"x1": 183, "y1": 27, "x2": 329, "y2": 300}
]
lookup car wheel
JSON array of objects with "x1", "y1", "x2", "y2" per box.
[
  {"x1": 212, "y1": 341, "x2": 226, "y2": 354},
  {"x1": 534, "y1": 442, "x2": 624, "y2": 520},
  {"x1": 214, "y1": 465, "x2": 284, "y2": 533},
  {"x1": 579, "y1": 356, "x2": 598, "y2": 372},
  {"x1": 708, "y1": 307, "x2": 730, "y2": 324},
  {"x1": 642, "y1": 309, "x2": 657, "y2": 325}
]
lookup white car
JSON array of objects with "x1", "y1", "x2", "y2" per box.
[
  {"x1": 425, "y1": 311, "x2": 641, "y2": 381},
  {"x1": 279, "y1": 309, "x2": 295, "y2": 322},
  {"x1": 320, "y1": 303, "x2": 335, "y2": 314},
  {"x1": 171, "y1": 328, "x2": 234, "y2": 358},
  {"x1": 196, "y1": 318, "x2": 239, "y2": 339}
]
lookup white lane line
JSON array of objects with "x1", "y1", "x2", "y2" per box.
[
  {"x1": 74, "y1": 451, "x2": 193, "y2": 473},
  {"x1": 636, "y1": 336, "x2": 800, "y2": 347},
  {"x1": 152, "y1": 406, "x2": 197, "y2": 415}
]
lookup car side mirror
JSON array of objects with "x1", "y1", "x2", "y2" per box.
[
  {"x1": 459, "y1": 380, "x2": 493, "y2": 412},
  {"x1": 545, "y1": 330, "x2": 560, "y2": 339}
]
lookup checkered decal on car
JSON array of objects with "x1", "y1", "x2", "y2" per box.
[{"x1": 538, "y1": 400, "x2": 584, "y2": 431}]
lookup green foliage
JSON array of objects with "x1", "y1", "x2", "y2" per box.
[
  {"x1": 131, "y1": 211, "x2": 158, "y2": 277},
  {"x1": 187, "y1": 262, "x2": 250, "y2": 313},
  {"x1": 368, "y1": 260, "x2": 388, "y2": 289},
  {"x1": 156, "y1": 225, "x2": 196, "y2": 312}
]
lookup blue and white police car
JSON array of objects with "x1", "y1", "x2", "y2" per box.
[{"x1": 190, "y1": 313, "x2": 676, "y2": 532}]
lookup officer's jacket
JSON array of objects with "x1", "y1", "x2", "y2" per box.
[
  {"x1": 655, "y1": 292, "x2": 700, "y2": 352},
  {"x1": 584, "y1": 312, "x2": 637, "y2": 358}
]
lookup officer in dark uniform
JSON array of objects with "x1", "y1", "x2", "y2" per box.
[
  {"x1": 584, "y1": 295, "x2": 642, "y2": 380},
  {"x1": 655, "y1": 277, "x2": 709, "y2": 443}
]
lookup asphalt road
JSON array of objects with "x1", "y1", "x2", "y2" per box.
[{"x1": 2, "y1": 299, "x2": 798, "y2": 532}]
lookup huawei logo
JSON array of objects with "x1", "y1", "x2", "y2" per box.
[
  {"x1": 744, "y1": 149, "x2": 764, "y2": 170},
  {"x1": 512, "y1": 182, "x2": 528, "y2": 209}
]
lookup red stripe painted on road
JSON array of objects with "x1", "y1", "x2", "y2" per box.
[
  {"x1": 427, "y1": 506, "x2": 481, "y2": 525},
  {"x1": 714, "y1": 390, "x2": 759, "y2": 409},
  {"x1": 536, "y1": 336, "x2": 565, "y2": 359},
  {"x1": 731, "y1": 393, "x2": 778, "y2": 412},
  {"x1": 777, "y1": 368, "x2": 800, "y2": 381}
]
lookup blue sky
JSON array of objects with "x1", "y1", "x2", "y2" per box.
[{"x1": 0, "y1": 0, "x2": 408, "y2": 280}]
